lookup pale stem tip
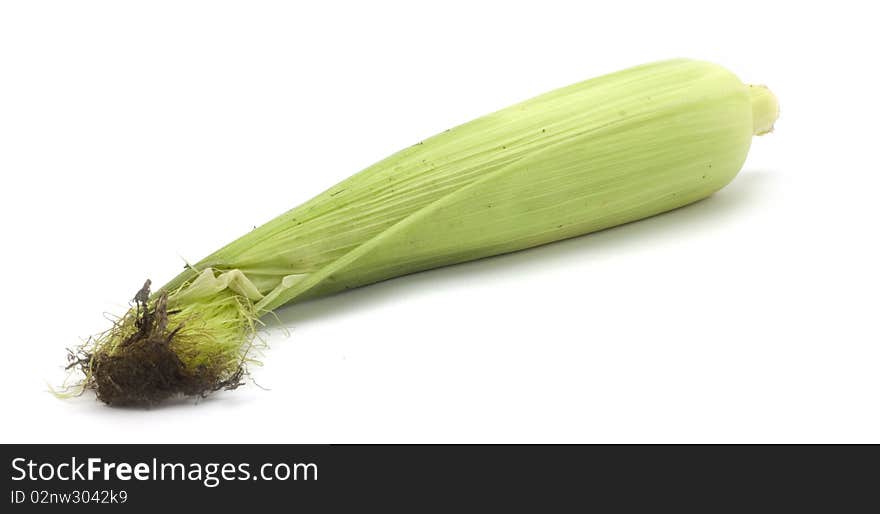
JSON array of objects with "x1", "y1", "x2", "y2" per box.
[{"x1": 748, "y1": 84, "x2": 779, "y2": 136}]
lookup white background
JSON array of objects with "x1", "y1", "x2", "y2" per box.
[{"x1": 1, "y1": 1, "x2": 877, "y2": 443}]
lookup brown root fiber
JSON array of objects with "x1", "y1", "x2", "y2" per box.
[{"x1": 76, "y1": 280, "x2": 245, "y2": 407}]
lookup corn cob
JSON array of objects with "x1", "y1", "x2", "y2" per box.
[{"x1": 69, "y1": 58, "x2": 778, "y2": 405}]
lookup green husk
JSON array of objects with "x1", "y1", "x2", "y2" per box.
[{"x1": 67, "y1": 58, "x2": 778, "y2": 405}]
